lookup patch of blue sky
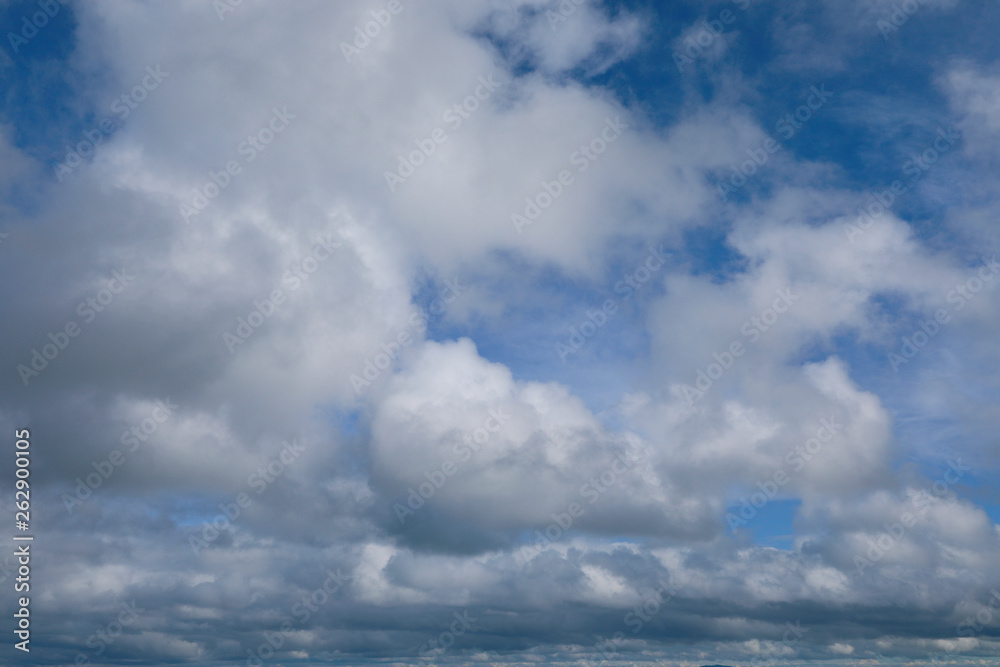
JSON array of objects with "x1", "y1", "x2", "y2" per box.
[
  {"x1": 681, "y1": 225, "x2": 748, "y2": 284},
  {"x1": 323, "y1": 407, "x2": 373, "y2": 479},
  {"x1": 327, "y1": 407, "x2": 364, "y2": 438},
  {"x1": 0, "y1": 0, "x2": 80, "y2": 159},
  {"x1": 145, "y1": 493, "x2": 238, "y2": 528},
  {"x1": 511, "y1": 528, "x2": 645, "y2": 551},
  {"x1": 727, "y1": 497, "x2": 800, "y2": 551},
  {"x1": 405, "y1": 0, "x2": 1000, "y2": 553},
  {"x1": 982, "y1": 505, "x2": 1000, "y2": 526},
  {"x1": 592, "y1": 1, "x2": 994, "y2": 237},
  {"x1": 417, "y1": 249, "x2": 666, "y2": 418}
]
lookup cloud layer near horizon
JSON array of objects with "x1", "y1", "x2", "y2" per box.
[{"x1": 1, "y1": 0, "x2": 999, "y2": 665}]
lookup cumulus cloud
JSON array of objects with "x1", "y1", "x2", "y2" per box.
[{"x1": 0, "y1": 0, "x2": 997, "y2": 665}]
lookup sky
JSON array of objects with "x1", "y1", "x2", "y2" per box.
[{"x1": 1, "y1": 0, "x2": 999, "y2": 665}]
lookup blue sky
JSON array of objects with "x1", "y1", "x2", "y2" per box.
[{"x1": 1, "y1": 0, "x2": 1000, "y2": 665}]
